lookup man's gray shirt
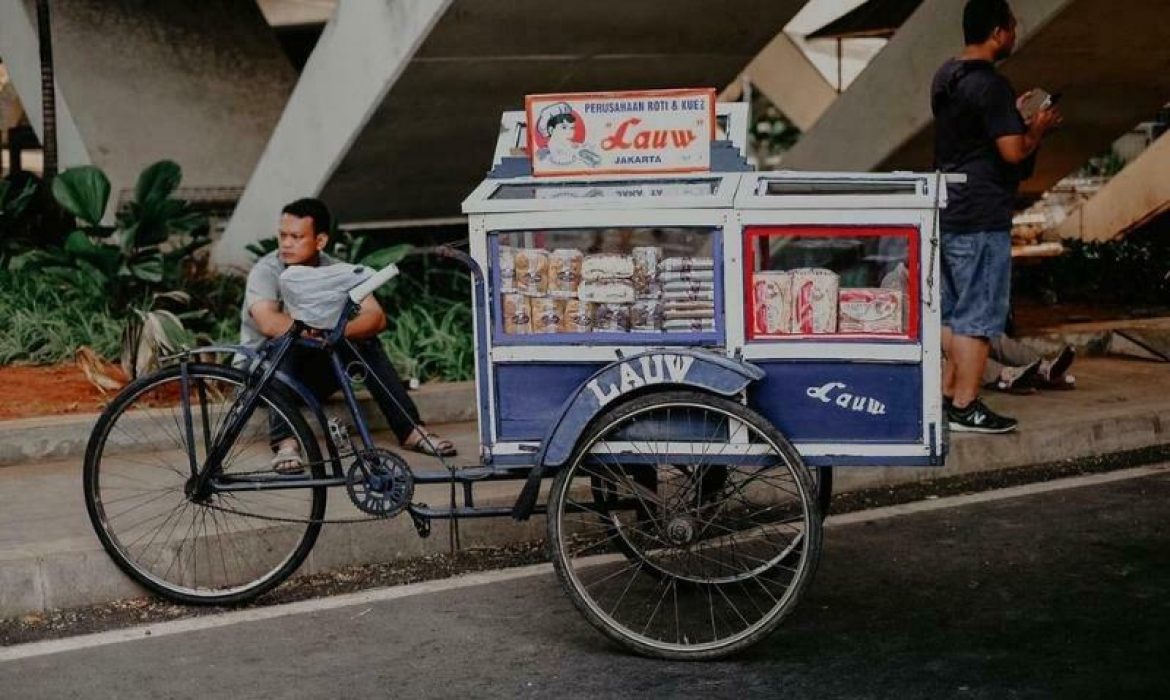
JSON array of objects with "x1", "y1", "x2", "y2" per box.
[{"x1": 239, "y1": 250, "x2": 340, "y2": 348}]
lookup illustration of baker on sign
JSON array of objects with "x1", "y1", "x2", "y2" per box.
[{"x1": 535, "y1": 102, "x2": 601, "y2": 168}]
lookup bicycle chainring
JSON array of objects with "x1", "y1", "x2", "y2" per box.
[{"x1": 346, "y1": 449, "x2": 414, "y2": 517}]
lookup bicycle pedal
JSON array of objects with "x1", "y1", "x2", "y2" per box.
[{"x1": 410, "y1": 507, "x2": 431, "y2": 538}]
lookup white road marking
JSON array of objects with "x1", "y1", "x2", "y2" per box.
[{"x1": 3, "y1": 463, "x2": 1166, "y2": 663}]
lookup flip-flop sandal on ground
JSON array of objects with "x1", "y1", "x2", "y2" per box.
[
  {"x1": 405, "y1": 433, "x2": 457, "y2": 457},
  {"x1": 272, "y1": 444, "x2": 306, "y2": 475},
  {"x1": 993, "y1": 359, "x2": 1041, "y2": 394},
  {"x1": 1036, "y1": 372, "x2": 1076, "y2": 390},
  {"x1": 1037, "y1": 346, "x2": 1076, "y2": 388}
]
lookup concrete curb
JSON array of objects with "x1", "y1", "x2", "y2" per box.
[
  {"x1": 0, "y1": 381, "x2": 477, "y2": 468},
  {"x1": 2, "y1": 401, "x2": 1167, "y2": 617}
]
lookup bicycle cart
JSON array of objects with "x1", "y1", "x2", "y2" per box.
[{"x1": 84, "y1": 90, "x2": 952, "y2": 660}]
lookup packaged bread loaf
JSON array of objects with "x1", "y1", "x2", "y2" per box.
[
  {"x1": 529, "y1": 296, "x2": 561, "y2": 334},
  {"x1": 515, "y1": 248, "x2": 549, "y2": 296},
  {"x1": 593, "y1": 303, "x2": 631, "y2": 332},
  {"x1": 658, "y1": 257, "x2": 714, "y2": 274},
  {"x1": 791, "y1": 268, "x2": 839, "y2": 334},
  {"x1": 753, "y1": 271, "x2": 793, "y2": 336},
  {"x1": 581, "y1": 254, "x2": 634, "y2": 281},
  {"x1": 663, "y1": 318, "x2": 716, "y2": 333},
  {"x1": 502, "y1": 293, "x2": 531, "y2": 334},
  {"x1": 662, "y1": 279, "x2": 714, "y2": 294},
  {"x1": 547, "y1": 248, "x2": 583, "y2": 299},
  {"x1": 557, "y1": 299, "x2": 594, "y2": 333},
  {"x1": 629, "y1": 299, "x2": 663, "y2": 332},
  {"x1": 660, "y1": 269, "x2": 714, "y2": 284},
  {"x1": 631, "y1": 247, "x2": 662, "y2": 298},
  {"x1": 577, "y1": 279, "x2": 636, "y2": 304},
  {"x1": 498, "y1": 245, "x2": 516, "y2": 293},
  {"x1": 838, "y1": 288, "x2": 903, "y2": 334}
]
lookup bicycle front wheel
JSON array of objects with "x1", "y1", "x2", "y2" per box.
[{"x1": 83, "y1": 363, "x2": 326, "y2": 605}]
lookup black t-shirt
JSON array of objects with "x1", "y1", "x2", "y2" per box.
[{"x1": 931, "y1": 59, "x2": 1027, "y2": 233}]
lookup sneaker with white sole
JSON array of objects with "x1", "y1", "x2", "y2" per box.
[{"x1": 947, "y1": 398, "x2": 1018, "y2": 434}]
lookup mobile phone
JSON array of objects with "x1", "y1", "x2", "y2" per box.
[{"x1": 1042, "y1": 92, "x2": 1063, "y2": 110}]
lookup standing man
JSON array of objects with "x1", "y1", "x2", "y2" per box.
[
  {"x1": 931, "y1": 0, "x2": 1061, "y2": 433},
  {"x1": 241, "y1": 198, "x2": 456, "y2": 473}
]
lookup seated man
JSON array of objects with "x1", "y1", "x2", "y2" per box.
[
  {"x1": 982, "y1": 335, "x2": 1076, "y2": 393},
  {"x1": 239, "y1": 197, "x2": 455, "y2": 473}
]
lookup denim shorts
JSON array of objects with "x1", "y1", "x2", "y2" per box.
[{"x1": 940, "y1": 230, "x2": 1011, "y2": 338}]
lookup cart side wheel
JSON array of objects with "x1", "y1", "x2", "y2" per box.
[{"x1": 547, "y1": 389, "x2": 823, "y2": 660}]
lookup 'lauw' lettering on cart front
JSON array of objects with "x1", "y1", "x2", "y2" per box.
[
  {"x1": 805, "y1": 381, "x2": 887, "y2": 416},
  {"x1": 587, "y1": 354, "x2": 696, "y2": 407}
]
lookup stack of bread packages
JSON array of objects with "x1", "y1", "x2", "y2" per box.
[
  {"x1": 660, "y1": 256, "x2": 716, "y2": 333},
  {"x1": 629, "y1": 247, "x2": 664, "y2": 333},
  {"x1": 579, "y1": 253, "x2": 636, "y2": 332},
  {"x1": 751, "y1": 267, "x2": 839, "y2": 335},
  {"x1": 751, "y1": 265, "x2": 906, "y2": 336},
  {"x1": 501, "y1": 245, "x2": 594, "y2": 335}
]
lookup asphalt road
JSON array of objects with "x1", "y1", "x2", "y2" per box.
[{"x1": 2, "y1": 467, "x2": 1167, "y2": 699}]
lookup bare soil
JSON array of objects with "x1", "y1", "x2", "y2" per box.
[{"x1": 0, "y1": 364, "x2": 112, "y2": 420}]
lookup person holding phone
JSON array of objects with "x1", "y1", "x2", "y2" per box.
[{"x1": 931, "y1": 0, "x2": 1063, "y2": 433}]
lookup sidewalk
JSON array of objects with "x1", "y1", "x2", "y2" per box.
[{"x1": 1, "y1": 357, "x2": 1167, "y2": 618}]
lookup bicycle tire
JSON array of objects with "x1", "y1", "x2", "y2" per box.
[
  {"x1": 83, "y1": 363, "x2": 326, "y2": 605},
  {"x1": 547, "y1": 390, "x2": 822, "y2": 660}
]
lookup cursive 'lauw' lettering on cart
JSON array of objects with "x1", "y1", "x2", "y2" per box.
[
  {"x1": 805, "y1": 381, "x2": 887, "y2": 416},
  {"x1": 587, "y1": 354, "x2": 696, "y2": 407}
]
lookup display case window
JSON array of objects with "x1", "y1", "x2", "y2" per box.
[
  {"x1": 489, "y1": 178, "x2": 721, "y2": 201},
  {"x1": 758, "y1": 178, "x2": 920, "y2": 197},
  {"x1": 490, "y1": 227, "x2": 722, "y2": 345},
  {"x1": 744, "y1": 226, "x2": 919, "y2": 341}
]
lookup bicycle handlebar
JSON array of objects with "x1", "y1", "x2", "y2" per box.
[{"x1": 348, "y1": 263, "x2": 400, "y2": 304}]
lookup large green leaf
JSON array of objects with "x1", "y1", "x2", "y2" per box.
[
  {"x1": 64, "y1": 230, "x2": 120, "y2": 276},
  {"x1": 127, "y1": 250, "x2": 164, "y2": 283},
  {"x1": 134, "y1": 160, "x2": 182, "y2": 207},
  {"x1": 52, "y1": 166, "x2": 110, "y2": 225}
]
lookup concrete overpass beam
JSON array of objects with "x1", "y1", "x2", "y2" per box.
[
  {"x1": 1054, "y1": 131, "x2": 1170, "y2": 241},
  {"x1": 779, "y1": 0, "x2": 1073, "y2": 172},
  {"x1": 214, "y1": 0, "x2": 453, "y2": 270},
  {"x1": 721, "y1": 31, "x2": 837, "y2": 132}
]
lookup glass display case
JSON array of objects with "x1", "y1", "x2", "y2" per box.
[
  {"x1": 489, "y1": 225, "x2": 722, "y2": 344},
  {"x1": 743, "y1": 225, "x2": 919, "y2": 341}
]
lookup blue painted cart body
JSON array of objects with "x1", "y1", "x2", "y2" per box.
[{"x1": 462, "y1": 108, "x2": 955, "y2": 492}]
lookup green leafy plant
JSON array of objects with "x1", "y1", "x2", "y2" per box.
[
  {"x1": 0, "y1": 175, "x2": 42, "y2": 268},
  {"x1": 12, "y1": 160, "x2": 210, "y2": 377},
  {"x1": 0, "y1": 271, "x2": 121, "y2": 364}
]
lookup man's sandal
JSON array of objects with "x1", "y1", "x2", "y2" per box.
[
  {"x1": 404, "y1": 432, "x2": 457, "y2": 457},
  {"x1": 272, "y1": 444, "x2": 306, "y2": 475}
]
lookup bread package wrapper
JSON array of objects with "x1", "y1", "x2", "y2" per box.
[
  {"x1": 660, "y1": 269, "x2": 714, "y2": 284},
  {"x1": 631, "y1": 247, "x2": 662, "y2": 298},
  {"x1": 665, "y1": 320, "x2": 715, "y2": 333},
  {"x1": 629, "y1": 299, "x2": 663, "y2": 332},
  {"x1": 581, "y1": 254, "x2": 634, "y2": 281},
  {"x1": 530, "y1": 296, "x2": 561, "y2": 334},
  {"x1": 557, "y1": 299, "x2": 594, "y2": 333},
  {"x1": 838, "y1": 288, "x2": 903, "y2": 334},
  {"x1": 515, "y1": 248, "x2": 549, "y2": 296},
  {"x1": 547, "y1": 248, "x2": 583, "y2": 299},
  {"x1": 658, "y1": 257, "x2": 714, "y2": 274},
  {"x1": 791, "y1": 268, "x2": 839, "y2": 334},
  {"x1": 578, "y1": 279, "x2": 636, "y2": 304},
  {"x1": 662, "y1": 279, "x2": 714, "y2": 293},
  {"x1": 662, "y1": 289, "x2": 715, "y2": 303},
  {"x1": 663, "y1": 306, "x2": 715, "y2": 321},
  {"x1": 593, "y1": 303, "x2": 631, "y2": 332},
  {"x1": 753, "y1": 271, "x2": 793, "y2": 336},
  {"x1": 498, "y1": 245, "x2": 516, "y2": 293},
  {"x1": 502, "y1": 293, "x2": 531, "y2": 334}
]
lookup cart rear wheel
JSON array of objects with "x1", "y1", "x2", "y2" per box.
[{"x1": 547, "y1": 390, "x2": 822, "y2": 660}]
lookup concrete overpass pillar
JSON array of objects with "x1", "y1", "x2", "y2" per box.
[
  {"x1": 1053, "y1": 131, "x2": 1170, "y2": 241},
  {"x1": 1, "y1": 0, "x2": 294, "y2": 206},
  {"x1": 213, "y1": 0, "x2": 453, "y2": 270},
  {"x1": 0, "y1": 0, "x2": 91, "y2": 171},
  {"x1": 721, "y1": 31, "x2": 837, "y2": 132}
]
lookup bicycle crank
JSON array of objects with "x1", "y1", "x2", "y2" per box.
[{"x1": 346, "y1": 448, "x2": 414, "y2": 517}]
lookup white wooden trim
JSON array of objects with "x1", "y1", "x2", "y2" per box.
[
  {"x1": 794, "y1": 443, "x2": 933, "y2": 457},
  {"x1": 463, "y1": 174, "x2": 739, "y2": 214}
]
